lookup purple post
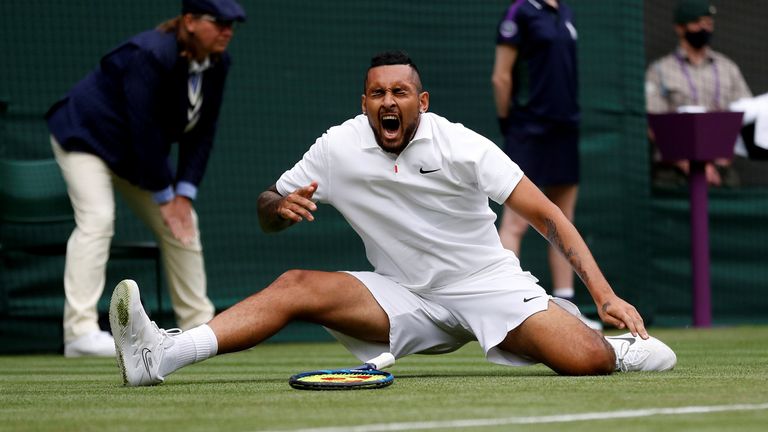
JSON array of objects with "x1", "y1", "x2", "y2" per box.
[
  {"x1": 688, "y1": 161, "x2": 711, "y2": 327},
  {"x1": 648, "y1": 111, "x2": 743, "y2": 328}
]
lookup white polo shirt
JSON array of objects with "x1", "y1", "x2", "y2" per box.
[{"x1": 277, "y1": 113, "x2": 524, "y2": 291}]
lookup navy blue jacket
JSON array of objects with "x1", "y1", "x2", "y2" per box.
[
  {"x1": 46, "y1": 29, "x2": 231, "y2": 199},
  {"x1": 496, "y1": 0, "x2": 579, "y2": 125}
]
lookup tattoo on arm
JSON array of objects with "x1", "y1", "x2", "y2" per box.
[
  {"x1": 257, "y1": 184, "x2": 292, "y2": 233},
  {"x1": 602, "y1": 302, "x2": 611, "y2": 315},
  {"x1": 544, "y1": 218, "x2": 590, "y2": 284}
]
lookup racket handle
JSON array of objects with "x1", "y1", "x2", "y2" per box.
[{"x1": 362, "y1": 352, "x2": 395, "y2": 370}]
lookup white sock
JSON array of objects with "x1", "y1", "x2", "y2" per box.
[
  {"x1": 553, "y1": 287, "x2": 575, "y2": 299},
  {"x1": 159, "y1": 324, "x2": 218, "y2": 377}
]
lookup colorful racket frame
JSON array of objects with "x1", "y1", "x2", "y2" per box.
[{"x1": 288, "y1": 368, "x2": 394, "y2": 390}]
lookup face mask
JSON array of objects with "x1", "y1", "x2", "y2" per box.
[{"x1": 684, "y1": 29, "x2": 712, "y2": 49}]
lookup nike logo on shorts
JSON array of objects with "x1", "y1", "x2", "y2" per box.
[{"x1": 523, "y1": 296, "x2": 542, "y2": 303}]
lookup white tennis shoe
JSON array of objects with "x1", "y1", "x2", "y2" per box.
[
  {"x1": 64, "y1": 330, "x2": 116, "y2": 358},
  {"x1": 605, "y1": 332, "x2": 677, "y2": 372},
  {"x1": 109, "y1": 279, "x2": 179, "y2": 386}
]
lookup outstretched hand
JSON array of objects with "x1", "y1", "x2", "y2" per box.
[
  {"x1": 598, "y1": 295, "x2": 649, "y2": 339},
  {"x1": 277, "y1": 181, "x2": 318, "y2": 223}
]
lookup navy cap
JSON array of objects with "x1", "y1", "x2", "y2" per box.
[
  {"x1": 182, "y1": 0, "x2": 246, "y2": 22},
  {"x1": 674, "y1": 0, "x2": 716, "y2": 24}
]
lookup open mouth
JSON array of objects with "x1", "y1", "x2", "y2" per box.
[{"x1": 381, "y1": 114, "x2": 401, "y2": 139}]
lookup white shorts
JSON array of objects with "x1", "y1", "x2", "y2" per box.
[{"x1": 326, "y1": 265, "x2": 582, "y2": 366}]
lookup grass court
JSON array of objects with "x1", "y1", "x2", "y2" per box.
[{"x1": 1, "y1": 326, "x2": 766, "y2": 432}]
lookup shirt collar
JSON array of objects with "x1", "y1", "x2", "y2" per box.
[
  {"x1": 676, "y1": 46, "x2": 714, "y2": 64},
  {"x1": 189, "y1": 56, "x2": 212, "y2": 74},
  {"x1": 410, "y1": 112, "x2": 433, "y2": 144}
]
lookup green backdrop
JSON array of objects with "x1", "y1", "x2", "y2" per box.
[{"x1": 1, "y1": 1, "x2": 766, "y2": 354}]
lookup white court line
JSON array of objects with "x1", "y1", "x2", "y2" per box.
[{"x1": 263, "y1": 403, "x2": 768, "y2": 432}]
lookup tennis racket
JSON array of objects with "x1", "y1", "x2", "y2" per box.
[{"x1": 288, "y1": 352, "x2": 395, "y2": 390}]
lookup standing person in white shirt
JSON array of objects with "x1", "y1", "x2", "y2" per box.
[{"x1": 109, "y1": 51, "x2": 676, "y2": 387}]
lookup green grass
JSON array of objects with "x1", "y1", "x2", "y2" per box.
[{"x1": 1, "y1": 326, "x2": 767, "y2": 432}]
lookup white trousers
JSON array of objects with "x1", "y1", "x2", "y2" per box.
[{"x1": 51, "y1": 137, "x2": 214, "y2": 343}]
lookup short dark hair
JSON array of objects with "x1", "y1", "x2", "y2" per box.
[
  {"x1": 364, "y1": 50, "x2": 422, "y2": 92},
  {"x1": 369, "y1": 50, "x2": 420, "y2": 73}
]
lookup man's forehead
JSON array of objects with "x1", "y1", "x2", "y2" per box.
[
  {"x1": 366, "y1": 65, "x2": 418, "y2": 87},
  {"x1": 680, "y1": 15, "x2": 714, "y2": 26}
]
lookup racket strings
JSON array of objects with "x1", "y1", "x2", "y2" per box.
[{"x1": 289, "y1": 369, "x2": 394, "y2": 390}]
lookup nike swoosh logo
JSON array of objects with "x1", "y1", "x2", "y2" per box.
[
  {"x1": 607, "y1": 336, "x2": 636, "y2": 346},
  {"x1": 141, "y1": 348, "x2": 153, "y2": 375},
  {"x1": 419, "y1": 167, "x2": 441, "y2": 174},
  {"x1": 523, "y1": 296, "x2": 542, "y2": 303}
]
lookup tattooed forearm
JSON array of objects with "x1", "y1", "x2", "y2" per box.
[
  {"x1": 544, "y1": 218, "x2": 591, "y2": 284},
  {"x1": 257, "y1": 185, "x2": 293, "y2": 233}
]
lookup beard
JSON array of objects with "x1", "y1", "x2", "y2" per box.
[{"x1": 370, "y1": 114, "x2": 421, "y2": 155}]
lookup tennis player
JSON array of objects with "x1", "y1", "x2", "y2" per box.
[{"x1": 110, "y1": 51, "x2": 676, "y2": 386}]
